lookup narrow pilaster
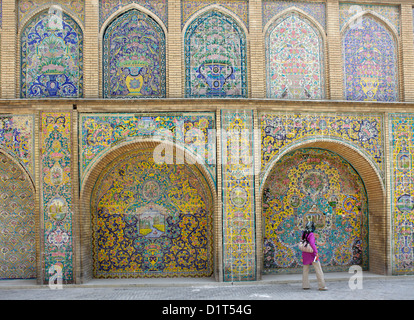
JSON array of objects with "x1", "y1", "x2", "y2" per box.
[
  {"x1": 1, "y1": 0, "x2": 17, "y2": 98},
  {"x1": 167, "y1": 0, "x2": 182, "y2": 97},
  {"x1": 249, "y1": 0, "x2": 265, "y2": 98},
  {"x1": 400, "y1": 4, "x2": 414, "y2": 102},
  {"x1": 84, "y1": 0, "x2": 100, "y2": 98},
  {"x1": 326, "y1": 0, "x2": 342, "y2": 100}
]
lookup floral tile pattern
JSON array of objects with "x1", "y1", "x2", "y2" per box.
[
  {"x1": 20, "y1": 10, "x2": 83, "y2": 98},
  {"x1": 102, "y1": 9, "x2": 166, "y2": 98}
]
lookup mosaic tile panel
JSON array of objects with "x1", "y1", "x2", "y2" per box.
[
  {"x1": 41, "y1": 113, "x2": 73, "y2": 282},
  {"x1": 181, "y1": 0, "x2": 248, "y2": 29},
  {"x1": 266, "y1": 11, "x2": 325, "y2": 100},
  {"x1": 18, "y1": 0, "x2": 84, "y2": 26},
  {"x1": 339, "y1": 3, "x2": 399, "y2": 34},
  {"x1": 260, "y1": 112, "x2": 384, "y2": 185},
  {"x1": 262, "y1": 1, "x2": 325, "y2": 30},
  {"x1": 0, "y1": 115, "x2": 35, "y2": 180},
  {"x1": 389, "y1": 114, "x2": 414, "y2": 275},
  {"x1": 91, "y1": 148, "x2": 214, "y2": 278},
  {"x1": 221, "y1": 110, "x2": 255, "y2": 281},
  {"x1": 102, "y1": 9, "x2": 166, "y2": 99},
  {"x1": 79, "y1": 113, "x2": 216, "y2": 186},
  {"x1": 342, "y1": 15, "x2": 398, "y2": 102},
  {"x1": 0, "y1": 152, "x2": 36, "y2": 279},
  {"x1": 21, "y1": 10, "x2": 83, "y2": 98},
  {"x1": 100, "y1": 0, "x2": 167, "y2": 29},
  {"x1": 263, "y1": 148, "x2": 369, "y2": 274},
  {"x1": 184, "y1": 10, "x2": 247, "y2": 98}
]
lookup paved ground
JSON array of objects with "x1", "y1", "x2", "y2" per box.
[{"x1": 0, "y1": 272, "x2": 413, "y2": 301}]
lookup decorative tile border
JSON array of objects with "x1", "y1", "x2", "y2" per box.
[
  {"x1": 389, "y1": 113, "x2": 414, "y2": 275},
  {"x1": 221, "y1": 110, "x2": 256, "y2": 281},
  {"x1": 260, "y1": 111, "x2": 385, "y2": 185},
  {"x1": 41, "y1": 112, "x2": 73, "y2": 282},
  {"x1": 79, "y1": 112, "x2": 216, "y2": 187}
]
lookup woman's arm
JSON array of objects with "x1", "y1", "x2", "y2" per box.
[{"x1": 308, "y1": 233, "x2": 318, "y2": 255}]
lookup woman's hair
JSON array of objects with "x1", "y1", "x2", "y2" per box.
[{"x1": 302, "y1": 221, "x2": 315, "y2": 241}]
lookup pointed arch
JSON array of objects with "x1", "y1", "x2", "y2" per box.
[
  {"x1": 184, "y1": 7, "x2": 248, "y2": 98},
  {"x1": 79, "y1": 139, "x2": 217, "y2": 280},
  {"x1": 342, "y1": 11, "x2": 400, "y2": 102},
  {"x1": 20, "y1": 8, "x2": 84, "y2": 98},
  {"x1": 99, "y1": 3, "x2": 167, "y2": 36},
  {"x1": 18, "y1": 3, "x2": 85, "y2": 35},
  {"x1": 101, "y1": 8, "x2": 166, "y2": 99},
  {"x1": 182, "y1": 4, "x2": 249, "y2": 37},
  {"x1": 261, "y1": 148, "x2": 370, "y2": 273},
  {"x1": 264, "y1": 8, "x2": 326, "y2": 100},
  {"x1": 258, "y1": 139, "x2": 388, "y2": 275},
  {"x1": 263, "y1": 7, "x2": 326, "y2": 37},
  {"x1": 340, "y1": 10, "x2": 399, "y2": 38}
]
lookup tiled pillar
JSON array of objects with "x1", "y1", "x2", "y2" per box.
[
  {"x1": 40, "y1": 111, "x2": 75, "y2": 284},
  {"x1": 220, "y1": 109, "x2": 256, "y2": 282}
]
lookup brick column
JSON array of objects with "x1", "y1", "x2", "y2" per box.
[
  {"x1": 167, "y1": 0, "x2": 182, "y2": 97},
  {"x1": 249, "y1": 0, "x2": 265, "y2": 98},
  {"x1": 400, "y1": 4, "x2": 414, "y2": 102},
  {"x1": 84, "y1": 0, "x2": 100, "y2": 98},
  {"x1": 326, "y1": 0, "x2": 342, "y2": 100},
  {"x1": 1, "y1": 0, "x2": 17, "y2": 98}
]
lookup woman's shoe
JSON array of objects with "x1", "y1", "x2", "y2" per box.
[{"x1": 318, "y1": 287, "x2": 328, "y2": 291}]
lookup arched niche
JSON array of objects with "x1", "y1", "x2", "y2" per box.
[
  {"x1": 20, "y1": 9, "x2": 83, "y2": 98},
  {"x1": 258, "y1": 140, "x2": 388, "y2": 276},
  {"x1": 184, "y1": 8, "x2": 248, "y2": 98},
  {"x1": 102, "y1": 9, "x2": 166, "y2": 98},
  {"x1": 342, "y1": 12, "x2": 400, "y2": 102},
  {"x1": 79, "y1": 139, "x2": 217, "y2": 281},
  {"x1": 264, "y1": 9, "x2": 326, "y2": 100}
]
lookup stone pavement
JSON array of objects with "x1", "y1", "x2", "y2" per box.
[{"x1": 0, "y1": 272, "x2": 413, "y2": 300}]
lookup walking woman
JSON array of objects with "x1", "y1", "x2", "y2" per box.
[{"x1": 301, "y1": 221, "x2": 328, "y2": 290}]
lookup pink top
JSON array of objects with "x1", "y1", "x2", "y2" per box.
[{"x1": 302, "y1": 232, "x2": 318, "y2": 265}]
